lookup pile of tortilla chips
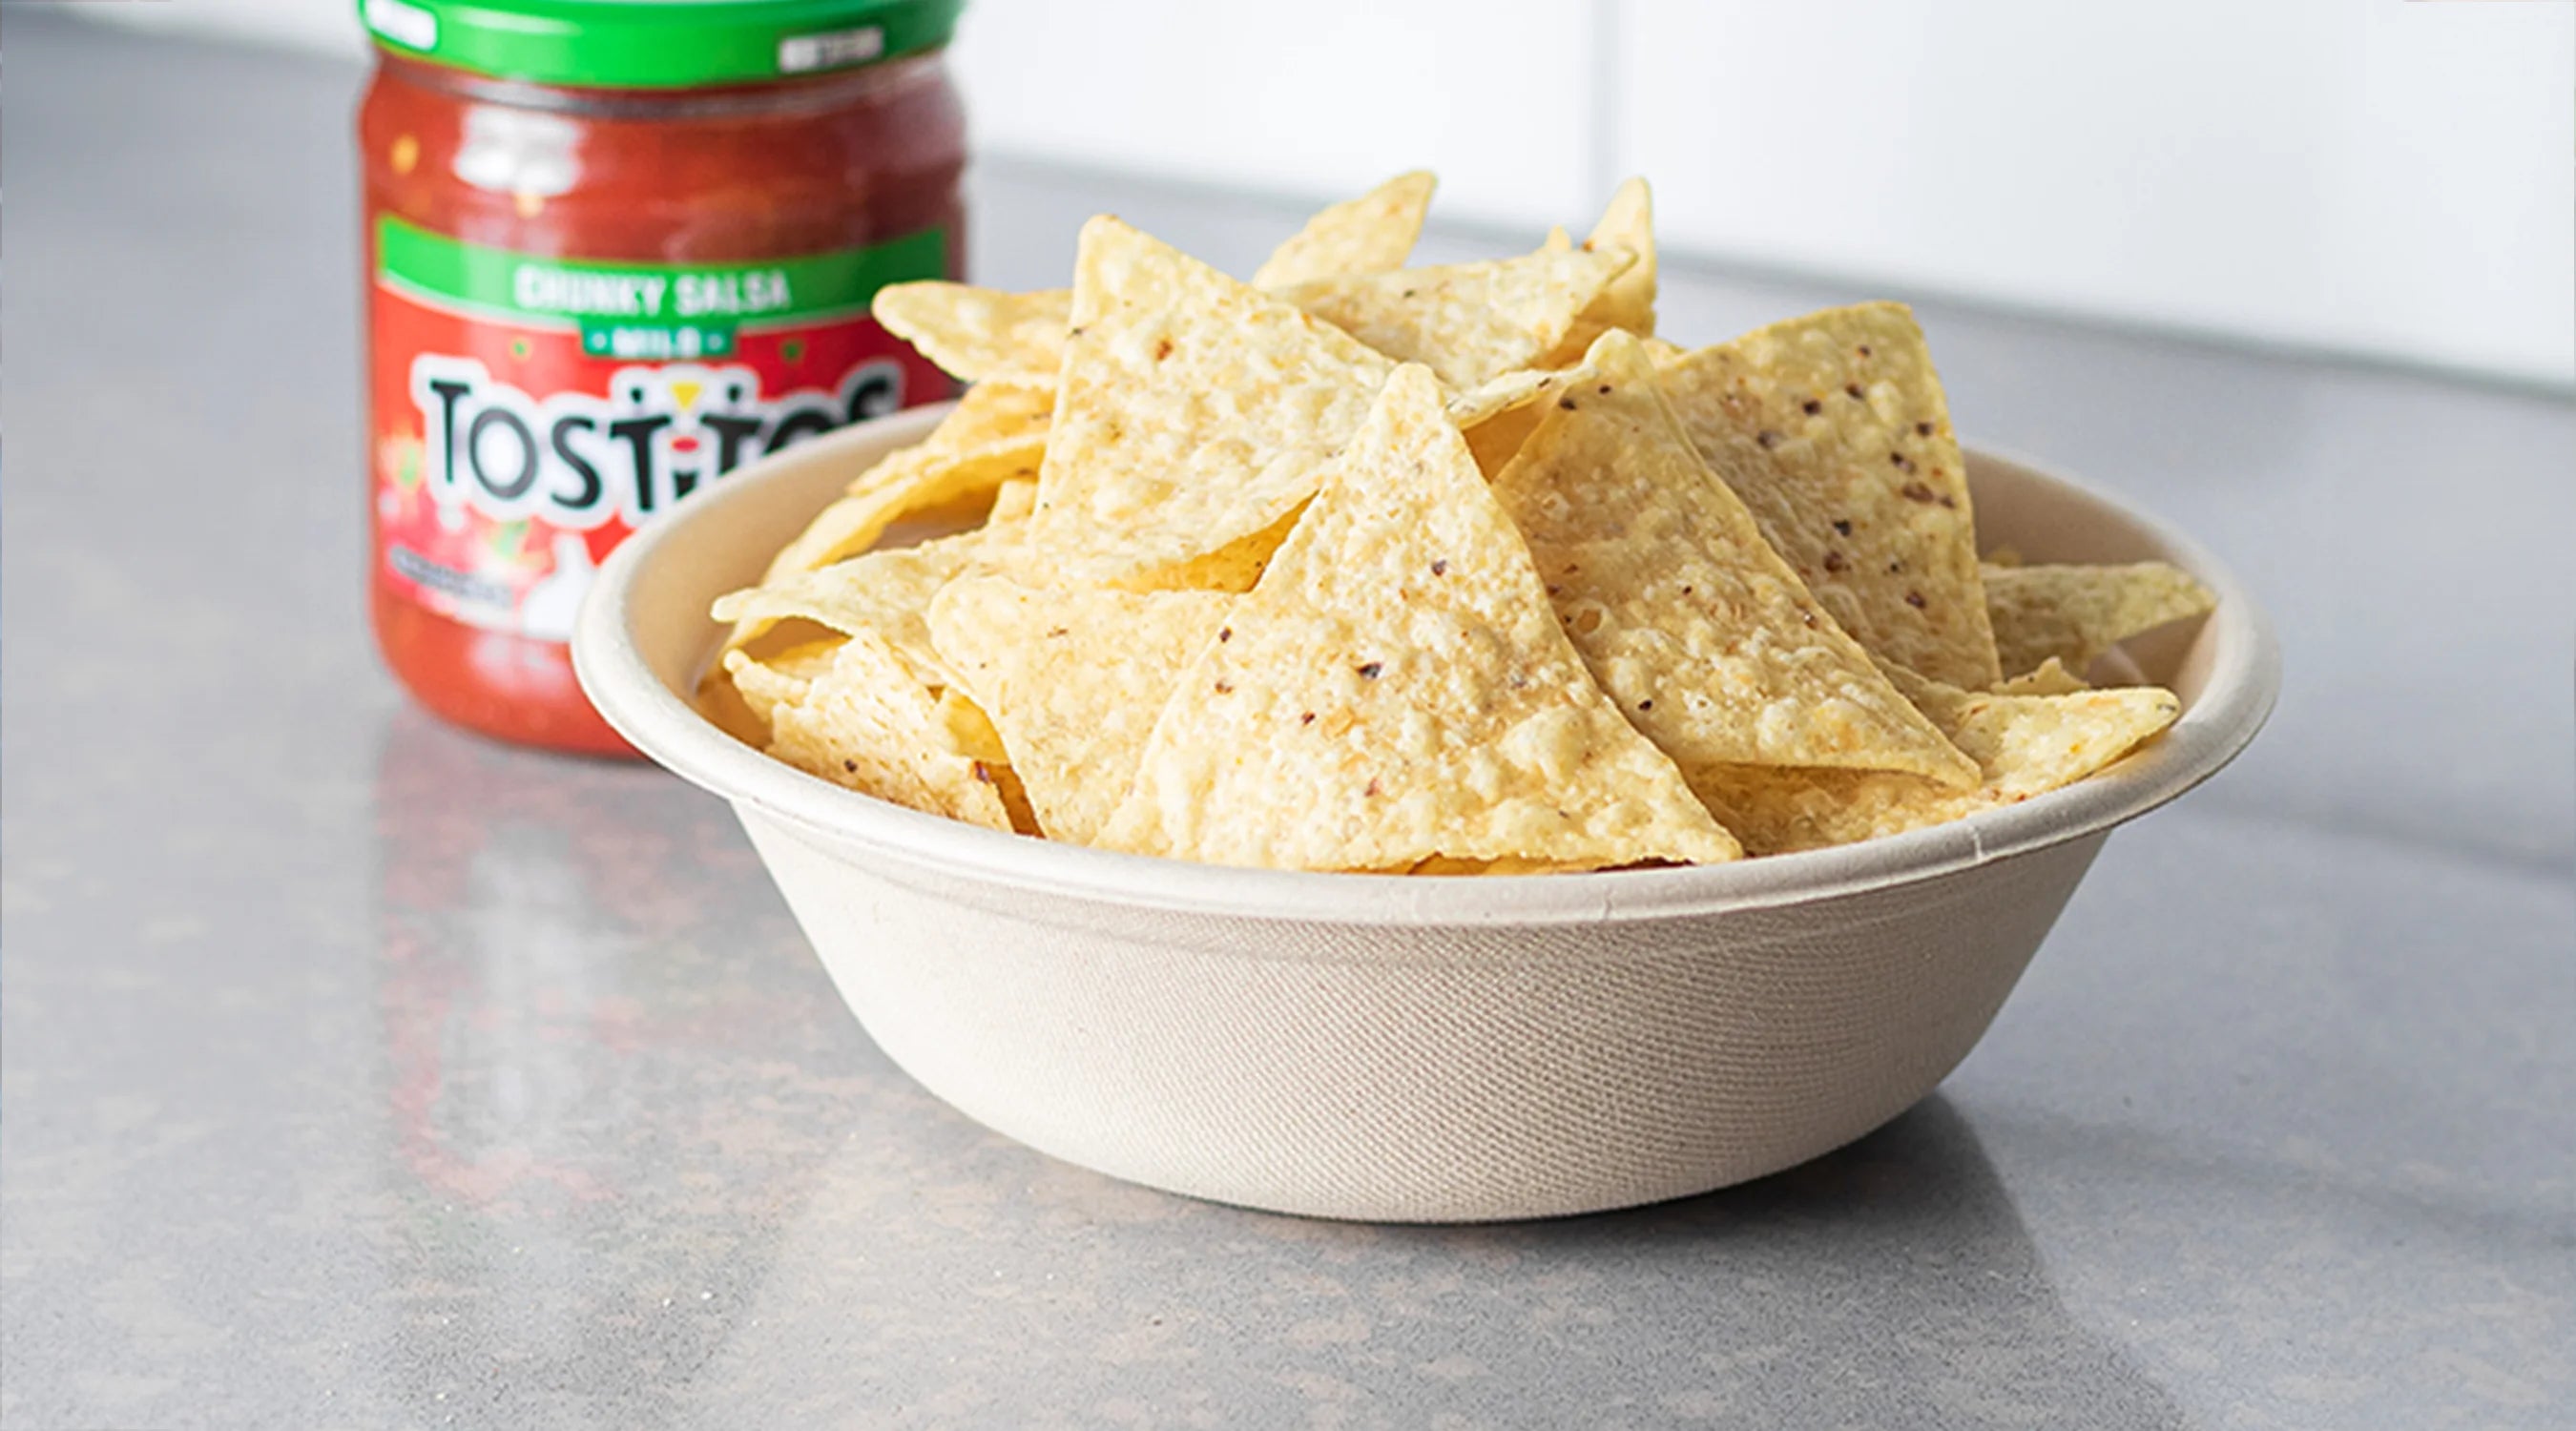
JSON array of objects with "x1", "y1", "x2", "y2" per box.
[{"x1": 701, "y1": 172, "x2": 2216, "y2": 871}]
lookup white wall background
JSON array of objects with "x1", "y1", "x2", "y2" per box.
[{"x1": 89, "y1": 0, "x2": 2576, "y2": 386}]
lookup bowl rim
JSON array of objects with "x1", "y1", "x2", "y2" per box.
[{"x1": 574, "y1": 405, "x2": 2279, "y2": 927}]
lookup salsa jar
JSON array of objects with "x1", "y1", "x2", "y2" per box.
[{"x1": 358, "y1": 0, "x2": 967, "y2": 755}]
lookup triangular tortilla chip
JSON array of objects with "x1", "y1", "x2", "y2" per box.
[
  {"x1": 1460, "y1": 362, "x2": 1601, "y2": 478},
  {"x1": 1543, "y1": 177, "x2": 1656, "y2": 363},
  {"x1": 715, "y1": 530, "x2": 985, "y2": 681},
  {"x1": 873, "y1": 282, "x2": 1071, "y2": 384},
  {"x1": 1686, "y1": 674, "x2": 2181, "y2": 854},
  {"x1": 1447, "y1": 365, "x2": 1565, "y2": 431},
  {"x1": 1491, "y1": 331, "x2": 1977, "y2": 788},
  {"x1": 721, "y1": 637, "x2": 843, "y2": 731},
  {"x1": 1099, "y1": 365, "x2": 1741, "y2": 870},
  {"x1": 1661, "y1": 302, "x2": 2003, "y2": 690},
  {"x1": 927, "y1": 575, "x2": 1233, "y2": 844},
  {"x1": 760, "y1": 382, "x2": 1050, "y2": 579},
  {"x1": 737, "y1": 633, "x2": 1016, "y2": 830},
  {"x1": 974, "y1": 475, "x2": 1042, "y2": 566},
  {"x1": 986, "y1": 475, "x2": 1040, "y2": 529},
  {"x1": 1251, "y1": 171, "x2": 1438, "y2": 289},
  {"x1": 867, "y1": 171, "x2": 1432, "y2": 389},
  {"x1": 1275, "y1": 245, "x2": 1632, "y2": 389},
  {"x1": 1983, "y1": 562, "x2": 2217, "y2": 679},
  {"x1": 1028, "y1": 216, "x2": 1398, "y2": 591},
  {"x1": 1992, "y1": 656, "x2": 2088, "y2": 696}
]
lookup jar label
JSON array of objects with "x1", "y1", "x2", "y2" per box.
[{"x1": 368, "y1": 217, "x2": 952, "y2": 642}]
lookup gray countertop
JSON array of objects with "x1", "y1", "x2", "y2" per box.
[{"x1": 4, "y1": 15, "x2": 2571, "y2": 1430}]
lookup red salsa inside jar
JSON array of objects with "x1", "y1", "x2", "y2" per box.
[{"x1": 359, "y1": 0, "x2": 967, "y2": 755}]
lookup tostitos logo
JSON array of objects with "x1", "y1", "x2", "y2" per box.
[{"x1": 408, "y1": 354, "x2": 904, "y2": 530}]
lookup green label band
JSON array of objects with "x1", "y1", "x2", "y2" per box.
[{"x1": 377, "y1": 218, "x2": 945, "y2": 341}]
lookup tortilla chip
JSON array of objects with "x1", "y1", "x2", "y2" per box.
[
  {"x1": 1661, "y1": 303, "x2": 2002, "y2": 690},
  {"x1": 760, "y1": 382, "x2": 1051, "y2": 579},
  {"x1": 720, "y1": 637, "x2": 843, "y2": 728},
  {"x1": 1452, "y1": 365, "x2": 1593, "y2": 483},
  {"x1": 1275, "y1": 245, "x2": 1632, "y2": 389},
  {"x1": 873, "y1": 282, "x2": 1071, "y2": 384},
  {"x1": 1983, "y1": 562, "x2": 2217, "y2": 679},
  {"x1": 1250, "y1": 171, "x2": 1438, "y2": 289},
  {"x1": 1543, "y1": 178, "x2": 1656, "y2": 363},
  {"x1": 1458, "y1": 363, "x2": 1597, "y2": 478},
  {"x1": 1687, "y1": 678, "x2": 2181, "y2": 854},
  {"x1": 1583, "y1": 178, "x2": 1656, "y2": 334},
  {"x1": 972, "y1": 475, "x2": 1041, "y2": 564},
  {"x1": 1028, "y1": 216, "x2": 1397, "y2": 591},
  {"x1": 986, "y1": 476, "x2": 1040, "y2": 528},
  {"x1": 696, "y1": 662, "x2": 772, "y2": 747},
  {"x1": 927, "y1": 575, "x2": 1233, "y2": 844},
  {"x1": 1992, "y1": 656, "x2": 2088, "y2": 696},
  {"x1": 1404, "y1": 856, "x2": 1594, "y2": 876},
  {"x1": 746, "y1": 633, "x2": 1015, "y2": 830},
  {"x1": 865, "y1": 173, "x2": 1430, "y2": 388},
  {"x1": 1099, "y1": 364, "x2": 1741, "y2": 871},
  {"x1": 714, "y1": 530, "x2": 985, "y2": 680},
  {"x1": 1490, "y1": 332, "x2": 1978, "y2": 788}
]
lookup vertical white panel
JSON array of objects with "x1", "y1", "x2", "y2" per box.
[
  {"x1": 1617, "y1": 0, "x2": 2574, "y2": 385},
  {"x1": 950, "y1": 0, "x2": 1599, "y2": 231},
  {"x1": 77, "y1": 0, "x2": 367, "y2": 56}
]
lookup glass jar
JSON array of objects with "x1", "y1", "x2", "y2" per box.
[{"x1": 358, "y1": 0, "x2": 968, "y2": 755}]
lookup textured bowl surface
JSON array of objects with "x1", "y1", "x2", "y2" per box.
[{"x1": 573, "y1": 405, "x2": 2277, "y2": 1222}]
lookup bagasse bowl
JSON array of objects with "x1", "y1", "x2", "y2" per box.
[{"x1": 573, "y1": 402, "x2": 2277, "y2": 1223}]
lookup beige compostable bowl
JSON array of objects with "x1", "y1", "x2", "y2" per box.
[{"x1": 572, "y1": 403, "x2": 2277, "y2": 1223}]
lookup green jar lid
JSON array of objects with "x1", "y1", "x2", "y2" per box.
[{"x1": 357, "y1": 0, "x2": 965, "y2": 89}]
